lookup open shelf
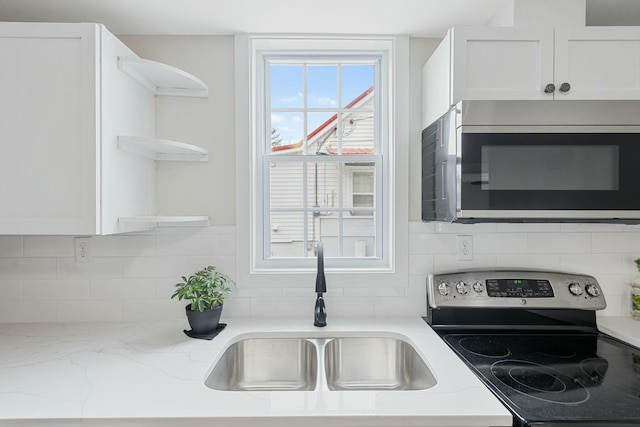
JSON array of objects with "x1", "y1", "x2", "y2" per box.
[
  {"x1": 117, "y1": 136, "x2": 209, "y2": 161},
  {"x1": 117, "y1": 57, "x2": 209, "y2": 98}
]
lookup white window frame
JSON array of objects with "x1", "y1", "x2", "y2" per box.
[{"x1": 235, "y1": 34, "x2": 409, "y2": 277}]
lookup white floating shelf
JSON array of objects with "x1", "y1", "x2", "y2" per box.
[
  {"x1": 117, "y1": 136, "x2": 209, "y2": 162},
  {"x1": 119, "y1": 216, "x2": 210, "y2": 228},
  {"x1": 117, "y1": 56, "x2": 209, "y2": 98}
]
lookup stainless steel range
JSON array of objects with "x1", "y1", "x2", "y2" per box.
[{"x1": 425, "y1": 269, "x2": 640, "y2": 427}]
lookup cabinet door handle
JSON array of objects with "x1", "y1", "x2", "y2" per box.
[
  {"x1": 559, "y1": 82, "x2": 571, "y2": 93},
  {"x1": 544, "y1": 83, "x2": 556, "y2": 94}
]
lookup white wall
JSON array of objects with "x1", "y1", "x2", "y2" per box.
[{"x1": 0, "y1": 36, "x2": 637, "y2": 323}]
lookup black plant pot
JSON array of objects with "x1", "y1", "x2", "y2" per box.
[{"x1": 185, "y1": 304, "x2": 223, "y2": 334}]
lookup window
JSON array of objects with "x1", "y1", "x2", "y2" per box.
[
  {"x1": 350, "y1": 170, "x2": 374, "y2": 216},
  {"x1": 239, "y1": 35, "x2": 402, "y2": 271}
]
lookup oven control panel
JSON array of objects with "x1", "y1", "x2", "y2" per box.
[{"x1": 428, "y1": 269, "x2": 606, "y2": 310}]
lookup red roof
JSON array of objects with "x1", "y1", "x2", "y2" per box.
[
  {"x1": 327, "y1": 147, "x2": 374, "y2": 155},
  {"x1": 272, "y1": 86, "x2": 374, "y2": 153}
]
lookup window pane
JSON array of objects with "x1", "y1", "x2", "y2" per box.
[
  {"x1": 307, "y1": 112, "x2": 336, "y2": 155},
  {"x1": 341, "y1": 64, "x2": 375, "y2": 107},
  {"x1": 345, "y1": 211, "x2": 376, "y2": 257},
  {"x1": 270, "y1": 112, "x2": 303, "y2": 153},
  {"x1": 342, "y1": 111, "x2": 374, "y2": 154},
  {"x1": 308, "y1": 65, "x2": 337, "y2": 109},
  {"x1": 316, "y1": 212, "x2": 376, "y2": 257},
  {"x1": 270, "y1": 65, "x2": 303, "y2": 109},
  {"x1": 269, "y1": 211, "x2": 305, "y2": 258},
  {"x1": 307, "y1": 211, "x2": 325, "y2": 257},
  {"x1": 353, "y1": 171, "x2": 374, "y2": 194},
  {"x1": 353, "y1": 195, "x2": 374, "y2": 207},
  {"x1": 313, "y1": 212, "x2": 340, "y2": 258},
  {"x1": 306, "y1": 161, "x2": 339, "y2": 211},
  {"x1": 269, "y1": 161, "x2": 304, "y2": 209}
]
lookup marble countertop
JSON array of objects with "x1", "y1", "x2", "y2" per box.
[
  {"x1": 0, "y1": 317, "x2": 512, "y2": 427},
  {"x1": 597, "y1": 315, "x2": 640, "y2": 348}
]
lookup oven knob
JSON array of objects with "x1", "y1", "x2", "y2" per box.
[
  {"x1": 585, "y1": 283, "x2": 601, "y2": 297},
  {"x1": 456, "y1": 281, "x2": 469, "y2": 295},
  {"x1": 437, "y1": 282, "x2": 450, "y2": 296},
  {"x1": 568, "y1": 282, "x2": 583, "y2": 296},
  {"x1": 472, "y1": 281, "x2": 484, "y2": 293}
]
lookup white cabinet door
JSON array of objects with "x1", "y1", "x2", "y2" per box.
[
  {"x1": 555, "y1": 27, "x2": 640, "y2": 100},
  {"x1": 0, "y1": 23, "x2": 100, "y2": 235},
  {"x1": 450, "y1": 26, "x2": 555, "y2": 102}
]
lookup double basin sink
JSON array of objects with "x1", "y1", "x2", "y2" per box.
[{"x1": 206, "y1": 335, "x2": 437, "y2": 392}]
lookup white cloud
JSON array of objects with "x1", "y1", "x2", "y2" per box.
[
  {"x1": 271, "y1": 113, "x2": 285, "y2": 123},
  {"x1": 316, "y1": 97, "x2": 336, "y2": 106},
  {"x1": 280, "y1": 92, "x2": 303, "y2": 103}
]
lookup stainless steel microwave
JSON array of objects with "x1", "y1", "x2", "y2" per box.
[{"x1": 422, "y1": 100, "x2": 640, "y2": 223}]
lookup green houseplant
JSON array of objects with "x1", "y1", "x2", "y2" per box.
[{"x1": 171, "y1": 265, "x2": 234, "y2": 334}]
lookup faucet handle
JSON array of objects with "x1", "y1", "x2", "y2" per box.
[{"x1": 314, "y1": 295, "x2": 327, "y2": 327}]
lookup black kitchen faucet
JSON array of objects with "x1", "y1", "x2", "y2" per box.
[{"x1": 313, "y1": 242, "x2": 327, "y2": 327}]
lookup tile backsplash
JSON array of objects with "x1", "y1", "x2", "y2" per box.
[{"x1": 0, "y1": 221, "x2": 638, "y2": 322}]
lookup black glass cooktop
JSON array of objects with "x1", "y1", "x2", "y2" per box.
[{"x1": 441, "y1": 332, "x2": 640, "y2": 426}]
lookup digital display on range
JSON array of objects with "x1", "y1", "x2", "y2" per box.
[{"x1": 486, "y1": 278, "x2": 554, "y2": 298}]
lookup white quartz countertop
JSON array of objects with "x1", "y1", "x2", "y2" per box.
[
  {"x1": 598, "y1": 315, "x2": 640, "y2": 348},
  {"x1": 0, "y1": 317, "x2": 512, "y2": 427}
]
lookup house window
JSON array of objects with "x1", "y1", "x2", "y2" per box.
[
  {"x1": 247, "y1": 36, "x2": 396, "y2": 270},
  {"x1": 350, "y1": 170, "x2": 374, "y2": 216}
]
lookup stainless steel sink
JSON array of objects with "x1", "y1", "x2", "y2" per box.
[
  {"x1": 324, "y1": 337, "x2": 437, "y2": 391},
  {"x1": 205, "y1": 338, "x2": 318, "y2": 391},
  {"x1": 205, "y1": 335, "x2": 437, "y2": 392}
]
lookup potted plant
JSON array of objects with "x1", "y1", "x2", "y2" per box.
[{"x1": 171, "y1": 265, "x2": 234, "y2": 335}]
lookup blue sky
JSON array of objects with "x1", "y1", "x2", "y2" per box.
[{"x1": 270, "y1": 64, "x2": 374, "y2": 147}]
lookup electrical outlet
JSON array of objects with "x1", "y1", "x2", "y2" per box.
[
  {"x1": 74, "y1": 237, "x2": 93, "y2": 263},
  {"x1": 456, "y1": 235, "x2": 473, "y2": 261}
]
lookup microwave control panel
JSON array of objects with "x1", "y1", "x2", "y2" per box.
[{"x1": 428, "y1": 269, "x2": 606, "y2": 310}]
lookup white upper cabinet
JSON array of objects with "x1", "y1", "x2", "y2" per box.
[
  {"x1": 450, "y1": 27, "x2": 555, "y2": 103},
  {"x1": 423, "y1": 26, "x2": 640, "y2": 126},
  {"x1": 0, "y1": 23, "x2": 209, "y2": 235},
  {"x1": 555, "y1": 27, "x2": 640, "y2": 100}
]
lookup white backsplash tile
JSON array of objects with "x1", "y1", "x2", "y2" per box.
[
  {"x1": 473, "y1": 233, "x2": 528, "y2": 254},
  {"x1": 156, "y1": 233, "x2": 220, "y2": 256},
  {"x1": 23, "y1": 279, "x2": 89, "y2": 301},
  {"x1": 0, "y1": 223, "x2": 639, "y2": 321},
  {"x1": 23, "y1": 236, "x2": 74, "y2": 257},
  {"x1": 591, "y1": 231, "x2": 640, "y2": 253},
  {"x1": 89, "y1": 278, "x2": 156, "y2": 300},
  {"x1": 122, "y1": 299, "x2": 183, "y2": 321},
  {"x1": 250, "y1": 297, "x2": 311, "y2": 317},
  {"x1": 0, "y1": 301, "x2": 57, "y2": 322},
  {"x1": 122, "y1": 256, "x2": 190, "y2": 278},
  {"x1": 0, "y1": 258, "x2": 56, "y2": 279},
  {"x1": 92, "y1": 235, "x2": 157, "y2": 257},
  {"x1": 57, "y1": 257, "x2": 123, "y2": 279},
  {"x1": 57, "y1": 300, "x2": 123, "y2": 322},
  {"x1": 495, "y1": 253, "x2": 561, "y2": 270},
  {"x1": 0, "y1": 280, "x2": 22, "y2": 300},
  {"x1": 560, "y1": 253, "x2": 624, "y2": 274},
  {"x1": 0, "y1": 236, "x2": 23, "y2": 257},
  {"x1": 528, "y1": 232, "x2": 592, "y2": 253},
  {"x1": 343, "y1": 287, "x2": 405, "y2": 297},
  {"x1": 329, "y1": 296, "x2": 376, "y2": 317},
  {"x1": 374, "y1": 296, "x2": 425, "y2": 317}
]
